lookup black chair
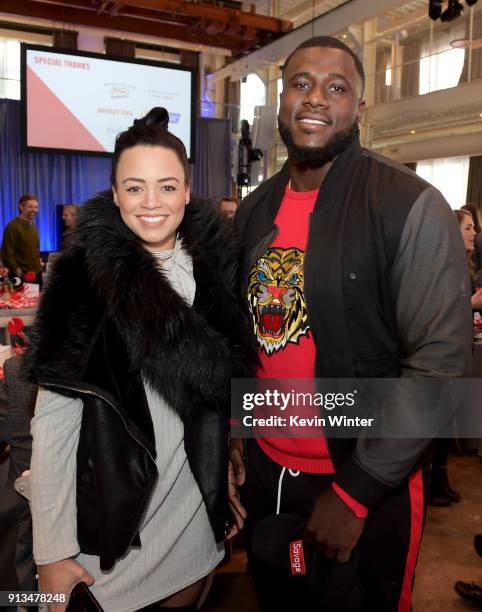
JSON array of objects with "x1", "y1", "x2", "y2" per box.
[{"x1": 0, "y1": 356, "x2": 37, "y2": 592}]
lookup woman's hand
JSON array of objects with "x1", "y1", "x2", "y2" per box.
[
  {"x1": 226, "y1": 438, "x2": 247, "y2": 540},
  {"x1": 38, "y1": 558, "x2": 94, "y2": 612}
]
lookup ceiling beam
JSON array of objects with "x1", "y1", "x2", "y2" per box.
[
  {"x1": 0, "y1": 0, "x2": 266, "y2": 49},
  {"x1": 115, "y1": 0, "x2": 292, "y2": 33},
  {"x1": 0, "y1": 12, "x2": 230, "y2": 54}
]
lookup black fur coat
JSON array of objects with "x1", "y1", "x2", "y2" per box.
[
  {"x1": 25, "y1": 191, "x2": 257, "y2": 569},
  {"x1": 27, "y1": 191, "x2": 256, "y2": 416}
]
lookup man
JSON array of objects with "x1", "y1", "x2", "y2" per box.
[
  {"x1": 1, "y1": 194, "x2": 42, "y2": 282},
  {"x1": 230, "y1": 36, "x2": 472, "y2": 611},
  {"x1": 219, "y1": 196, "x2": 238, "y2": 220}
]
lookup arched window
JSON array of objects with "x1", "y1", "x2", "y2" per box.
[{"x1": 240, "y1": 73, "x2": 266, "y2": 126}]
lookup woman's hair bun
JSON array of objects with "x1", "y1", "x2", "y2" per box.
[{"x1": 134, "y1": 107, "x2": 169, "y2": 129}]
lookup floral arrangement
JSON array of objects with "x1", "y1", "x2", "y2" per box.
[{"x1": 0, "y1": 268, "x2": 39, "y2": 309}]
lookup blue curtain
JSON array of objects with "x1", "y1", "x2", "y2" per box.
[
  {"x1": 0, "y1": 99, "x2": 230, "y2": 250},
  {"x1": 191, "y1": 117, "x2": 231, "y2": 207},
  {"x1": 0, "y1": 99, "x2": 111, "y2": 251}
]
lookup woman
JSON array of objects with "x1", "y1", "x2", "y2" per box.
[
  {"x1": 462, "y1": 202, "x2": 482, "y2": 273},
  {"x1": 455, "y1": 209, "x2": 482, "y2": 310},
  {"x1": 26, "y1": 108, "x2": 255, "y2": 611},
  {"x1": 61, "y1": 204, "x2": 80, "y2": 230},
  {"x1": 429, "y1": 209, "x2": 482, "y2": 507}
]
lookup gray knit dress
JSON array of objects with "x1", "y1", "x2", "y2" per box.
[{"x1": 30, "y1": 242, "x2": 225, "y2": 611}]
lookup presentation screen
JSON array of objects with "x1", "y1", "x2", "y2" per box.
[{"x1": 21, "y1": 44, "x2": 196, "y2": 160}]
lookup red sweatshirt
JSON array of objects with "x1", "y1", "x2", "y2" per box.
[{"x1": 247, "y1": 184, "x2": 367, "y2": 517}]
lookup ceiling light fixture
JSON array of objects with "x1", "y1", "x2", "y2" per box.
[
  {"x1": 430, "y1": 0, "x2": 476, "y2": 21},
  {"x1": 441, "y1": 0, "x2": 464, "y2": 21},
  {"x1": 429, "y1": 0, "x2": 443, "y2": 20}
]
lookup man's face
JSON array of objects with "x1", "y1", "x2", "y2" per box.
[
  {"x1": 278, "y1": 46, "x2": 365, "y2": 164},
  {"x1": 19, "y1": 199, "x2": 38, "y2": 222},
  {"x1": 220, "y1": 199, "x2": 237, "y2": 219}
]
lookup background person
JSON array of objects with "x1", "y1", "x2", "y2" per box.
[
  {"x1": 219, "y1": 196, "x2": 238, "y2": 220},
  {"x1": 1, "y1": 193, "x2": 42, "y2": 283},
  {"x1": 428, "y1": 210, "x2": 481, "y2": 507},
  {"x1": 455, "y1": 209, "x2": 482, "y2": 310},
  {"x1": 453, "y1": 207, "x2": 482, "y2": 608},
  {"x1": 462, "y1": 203, "x2": 482, "y2": 274},
  {"x1": 62, "y1": 204, "x2": 80, "y2": 230},
  {"x1": 26, "y1": 107, "x2": 255, "y2": 612}
]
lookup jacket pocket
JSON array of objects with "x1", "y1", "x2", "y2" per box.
[{"x1": 342, "y1": 241, "x2": 377, "y2": 310}]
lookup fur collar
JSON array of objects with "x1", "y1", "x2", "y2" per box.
[{"x1": 26, "y1": 191, "x2": 256, "y2": 419}]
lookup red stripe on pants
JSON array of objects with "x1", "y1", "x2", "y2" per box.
[{"x1": 398, "y1": 469, "x2": 424, "y2": 612}]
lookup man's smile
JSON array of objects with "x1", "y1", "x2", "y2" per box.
[{"x1": 296, "y1": 114, "x2": 333, "y2": 127}]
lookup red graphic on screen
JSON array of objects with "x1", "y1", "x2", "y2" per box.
[{"x1": 26, "y1": 66, "x2": 106, "y2": 152}]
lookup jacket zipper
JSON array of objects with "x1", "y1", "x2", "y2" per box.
[
  {"x1": 39, "y1": 381, "x2": 156, "y2": 466},
  {"x1": 243, "y1": 225, "x2": 279, "y2": 295}
]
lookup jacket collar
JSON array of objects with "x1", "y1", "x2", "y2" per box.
[
  {"x1": 238, "y1": 136, "x2": 363, "y2": 255},
  {"x1": 271, "y1": 136, "x2": 363, "y2": 216}
]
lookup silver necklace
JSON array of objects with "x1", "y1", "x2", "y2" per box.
[{"x1": 150, "y1": 247, "x2": 176, "y2": 260}]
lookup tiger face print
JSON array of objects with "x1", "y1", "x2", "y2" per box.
[{"x1": 247, "y1": 247, "x2": 309, "y2": 355}]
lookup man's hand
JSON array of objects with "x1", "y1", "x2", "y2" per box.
[
  {"x1": 226, "y1": 438, "x2": 247, "y2": 540},
  {"x1": 304, "y1": 488, "x2": 365, "y2": 563},
  {"x1": 38, "y1": 558, "x2": 94, "y2": 612}
]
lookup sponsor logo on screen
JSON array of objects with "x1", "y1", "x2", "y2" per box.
[{"x1": 105, "y1": 83, "x2": 135, "y2": 99}]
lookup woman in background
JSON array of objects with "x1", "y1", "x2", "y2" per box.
[
  {"x1": 461, "y1": 203, "x2": 482, "y2": 274},
  {"x1": 429, "y1": 209, "x2": 482, "y2": 506},
  {"x1": 26, "y1": 107, "x2": 254, "y2": 611},
  {"x1": 455, "y1": 209, "x2": 482, "y2": 309},
  {"x1": 61, "y1": 204, "x2": 80, "y2": 230}
]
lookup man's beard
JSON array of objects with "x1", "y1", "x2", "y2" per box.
[{"x1": 278, "y1": 118, "x2": 359, "y2": 168}]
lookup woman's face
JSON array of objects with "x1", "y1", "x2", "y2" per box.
[
  {"x1": 62, "y1": 207, "x2": 76, "y2": 228},
  {"x1": 112, "y1": 145, "x2": 189, "y2": 252},
  {"x1": 459, "y1": 214, "x2": 476, "y2": 252}
]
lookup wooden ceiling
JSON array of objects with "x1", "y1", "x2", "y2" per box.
[{"x1": 0, "y1": 0, "x2": 293, "y2": 54}]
